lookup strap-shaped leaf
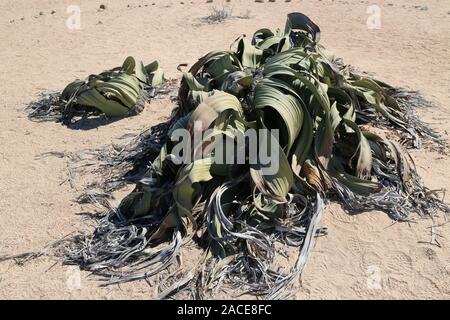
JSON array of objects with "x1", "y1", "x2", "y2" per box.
[
  {"x1": 250, "y1": 122, "x2": 294, "y2": 203},
  {"x1": 173, "y1": 157, "x2": 214, "y2": 223},
  {"x1": 284, "y1": 12, "x2": 321, "y2": 42},
  {"x1": 343, "y1": 119, "x2": 373, "y2": 178},
  {"x1": 236, "y1": 38, "x2": 263, "y2": 68},
  {"x1": 146, "y1": 60, "x2": 166, "y2": 85},
  {"x1": 254, "y1": 82, "x2": 303, "y2": 153}
]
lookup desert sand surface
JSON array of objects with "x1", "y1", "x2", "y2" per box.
[{"x1": 0, "y1": 0, "x2": 449, "y2": 299}]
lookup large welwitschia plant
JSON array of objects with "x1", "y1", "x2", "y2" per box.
[{"x1": 66, "y1": 13, "x2": 448, "y2": 299}]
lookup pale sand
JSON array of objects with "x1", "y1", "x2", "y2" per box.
[{"x1": 0, "y1": 0, "x2": 449, "y2": 299}]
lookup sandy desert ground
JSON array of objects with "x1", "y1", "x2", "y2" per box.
[{"x1": 0, "y1": 0, "x2": 449, "y2": 299}]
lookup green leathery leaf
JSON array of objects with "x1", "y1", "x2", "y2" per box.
[
  {"x1": 150, "y1": 68, "x2": 165, "y2": 86},
  {"x1": 145, "y1": 60, "x2": 160, "y2": 73},
  {"x1": 263, "y1": 64, "x2": 330, "y2": 112},
  {"x1": 342, "y1": 119, "x2": 373, "y2": 179},
  {"x1": 252, "y1": 28, "x2": 275, "y2": 46},
  {"x1": 122, "y1": 56, "x2": 136, "y2": 74},
  {"x1": 264, "y1": 47, "x2": 308, "y2": 66},
  {"x1": 190, "y1": 90, "x2": 214, "y2": 107},
  {"x1": 327, "y1": 87, "x2": 356, "y2": 122},
  {"x1": 254, "y1": 82, "x2": 303, "y2": 153},
  {"x1": 204, "y1": 53, "x2": 241, "y2": 79},
  {"x1": 191, "y1": 51, "x2": 243, "y2": 78},
  {"x1": 257, "y1": 35, "x2": 290, "y2": 52},
  {"x1": 329, "y1": 158, "x2": 381, "y2": 196},
  {"x1": 61, "y1": 79, "x2": 85, "y2": 102},
  {"x1": 135, "y1": 60, "x2": 148, "y2": 83},
  {"x1": 188, "y1": 91, "x2": 243, "y2": 133},
  {"x1": 220, "y1": 71, "x2": 253, "y2": 95},
  {"x1": 75, "y1": 88, "x2": 130, "y2": 117},
  {"x1": 145, "y1": 60, "x2": 165, "y2": 85},
  {"x1": 172, "y1": 157, "x2": 214, "y2": 223},
  {"x1": 314, "y1": 101, "x2": 340, "y2": 168},
  {"x1": 121, "y1": 56, "x2": 148, "y2": 83},
  {"x1": 253, "y1": 193, "x2": 283, "y2": 218},
  {"x1": 290, "y1": 95, "x2": 314, "y2": 177},
  {"x1": 301, "y1": 159, "x2": 326, "y2": 191},
  {"x1": 250, "y1": 123, "x2": 294, "y2": 203},
  {"x1": 284, "y1": 12, "x2": 321, "y2": 42},
  {"x1": 237, "y1": 38, "x2": 263, "y2": 68},
  {"x1": 329, "y1": 101, "x2": 341, "y2": 132},
  {"x1": 182, "y1": 72, "x2": 207, "y2": 92}
]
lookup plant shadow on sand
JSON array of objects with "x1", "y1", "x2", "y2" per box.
[{"x1": 65, "y1": 115, "x2": 123, "y2": 130}]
